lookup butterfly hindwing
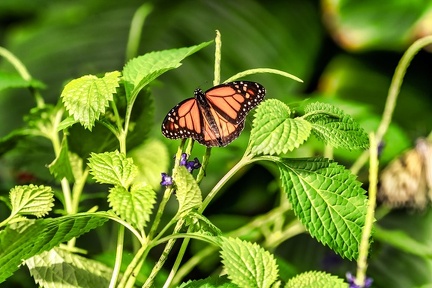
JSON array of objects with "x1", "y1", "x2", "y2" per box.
[{"x1": 161, "y1": 81, "x2": 266, "y2": 147}]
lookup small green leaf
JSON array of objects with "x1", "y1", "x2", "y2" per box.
[
  {"x1": 303, "y1": 102, "x2": 369, "y2": 150},
  {"x1": 0, "y1": 71, "x2": 45, "y2": 91},
  {"x1": 285, "y1": 271, "x2": 346, "y2": 288},
  {"x1": 174, "y1": 166, "x2": 202, "y2": 214},
  {"x1": 122, "y1": 41, "x2": 212, "y2": 101},
  {"x1": 57, "y1": 116, "x2": 78, "y2": 131},
  {"x1": 88, "y1": 151, "x2": 137, "y2": 187},
  {"x1": 0, "y1": 213, "x2": 108, "y2": 283},
  {"x1": 48, "y1": 136, "x2": 74, "y2": 182},
  {"x1": 184, "y1": 211, "x2": 222, "y2": 236},
  {"x1": 108, "y1": 183, "x2": 156, "y2": 228},
  {"x1": 25, "y1": 247, "x2": 112, "y2": 288},
  {"x1": 9, "y1": 185, "x2": 54, "y2": 218},
  {"x1": 0, "y1": 128, "x2": 32, "y2": 156},
  {"x1": 277, "y1": 157, "x2": 367, "y2": 259},
  {"x1": 250, "y1": 99, "x2": 312, "y2": 155},
  {"x1": 220, "y1": 237, "x2": 279, "y2": 288},
  {"x1": 129, "y1": 139, "x2": 170, "y2": 190},
  {"x1": 178, "y1": 275, "x2": 236, "y2": 288},
  {"x1": 61, "y1": 71, "x2": 121, "y2": 130}
]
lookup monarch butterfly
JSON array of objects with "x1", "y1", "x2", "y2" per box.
[{"x1": 161, "y1": 81, "x2": 266, "y2": 147}]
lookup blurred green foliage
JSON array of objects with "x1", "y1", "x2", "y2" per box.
[{"x1": 1, "y1": 0, "x2": 432, "y2": 287}]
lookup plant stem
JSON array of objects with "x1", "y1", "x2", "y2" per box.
[
  {"x1": 350, "y1": 35, "x2": 432, "y2": 174},
  {"x1": 143, "y1": 220, "x2": 185, "y2": 288},
  {"x1": 0, "y1": 46, "x2": 44, "y2": 107},
  {"x1": 126, "y1": 3, "x2": 153, "y2": 61},
  {"x1": 200, "y1": 155, "x2": 254, "y2": 213},
  {"x1": 110, "y1": 225, "x2": 125, "y2": 288},
  {"x1": 213, "y1": 30, "x2": 221, "y2": 86},
  {"x1": 355, "y1": 133, "x2": 378, "y2": 286},
  {"x1": 224, "y1": 68, "x2": 303, "y2": 83},
  {"x1": 118, "y1": 243, "x2": 149, "y2": 288}
]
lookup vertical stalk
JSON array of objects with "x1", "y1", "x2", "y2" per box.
[{"x1": 355, "y1": 133, "x2": 378, "y2": 286}]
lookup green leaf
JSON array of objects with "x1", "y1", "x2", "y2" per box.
[
  {"x1": 184, "y1": 211, "x2": 222, "y2": 236},
  {"x1": 129, "y1": 139, "x2": 170, "y2": 191},
  {"x1": 174, "y1": 166, "x2": 202, "y2": 214},
  {"x1": 0, "y1": 128, "x2": 32, "y2": 156},
  {"x1": 48, "y1": 136, "x2": 74, "y2": 182},
  {"x1": 0, "y1": 213, "x2": 108, "y2": 283},
  {"x1": 277, "y1": 157, "x2": 367, "y2": 259},
  {"x1": 122, "y1": 41, "x2": 212, "y2": 101},
  {"x1": 0, "y1": 71, "x2": 45, "y2": 91},
  {"x1": 88, "y1": 151, "x2": 137, "y2": 187},
  {"x1": 61, "y1": 71, "x2": 121, "y2": 130},
  {"x1": 178, "y1": 275, "x2": 237, "y2": 288},
  {"x1": 303, "y1": 102, "x2": 369, "y2": 150},
  {"x1": 108, "y1": 183, "x2": 156, "y2": 228},
  {"x1": 220, "y1": 237, "x2": 279, "y2": 288},
  {"x1": 285, "y1": 271, "x2": 346, "y2": 288},
  {"x1": 9, "y1": 185, "x2": 54, "y2": 218},
  {"x1": 25, "y1": 247, "x2": 112, "y2": 288},
  {"x1": 250, "y1": 99, "x2": 312, "y2": 155},
  {"x1": 57, "y1": 116, "x2": 78, "y2": 131}
]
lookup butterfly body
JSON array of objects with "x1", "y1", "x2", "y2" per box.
[{"x1": 162, "y1": 81, "x2": 265, "y2": 147}]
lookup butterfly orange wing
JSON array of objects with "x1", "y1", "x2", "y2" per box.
[
  {"x1": 161, "y1": 98, "x2": 205, "y2": 143},
  {"x1": 205, "y1": 81, "x2": 266, "y2": 125},
  {"x1": 161, "y1": 81, "x2": 265, "y2": 147}
]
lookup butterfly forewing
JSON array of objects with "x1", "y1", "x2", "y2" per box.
[
  {"x1": 205, "y1": 81, "x2": 266, "y2": 124},
  {"x1": 161, "y1": 81, "x2": 266, "y2": 147},
  {"x1": 161, "y1": 98, "x2": 205, "y2": 143}
]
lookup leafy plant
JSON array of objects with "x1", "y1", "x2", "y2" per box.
[{"x1": 3, "y1": 3, "x2": 429, "y2": 287}]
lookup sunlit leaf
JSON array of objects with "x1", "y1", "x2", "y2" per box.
[
  {"x1": 277, "y1": 157, "x2": 367, "y2": 259},
  {"x1": 220, "y1": 237, "x2": 278, "y2": 288}
]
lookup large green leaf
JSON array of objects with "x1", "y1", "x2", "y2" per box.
[
  {"x1": 122, "y1": 41, "x2": 212, "y2": 102},
  {"x1": 25, "y1": 247, "x2": 112, "y2": 288},
  {"x1": 277, "y1": 157, "x2": 367, "y2": 259},
  {"x1": 0, "y1": 213, "x2": 108, "y2": 283}
]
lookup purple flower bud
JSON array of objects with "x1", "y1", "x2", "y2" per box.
[
  {"x1": 185, "y1": 157, "x2": 201, "y2": 173},
  {"x1": 346, "y1": 272, "x2": 373, "y2": 288},
  {"x1": 179, "y1": 153, "x2": 188, "y2": 166},
  {"x1": 160, "y1": 173, "x2": 173, "y2": 186}
]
